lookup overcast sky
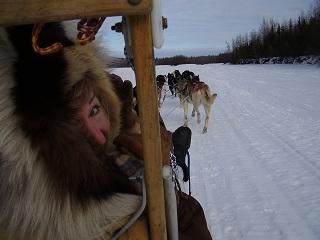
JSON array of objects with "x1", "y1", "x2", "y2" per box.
[{"x1": 101, "y1": 0, "x2": 315, "y2": 58}]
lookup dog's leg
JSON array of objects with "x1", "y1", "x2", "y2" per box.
[
  {"x1": 158, "y1": 89, "x2": 162, "y2": 108},
  {"x1": 191, "y1": 106, "x2": 196, "y2": 117},
  {"x1": 202, "y1": 104, "x2": 211, "y2": 133},
  {"x1": 183, "y1": 100, "x2": 189, "y2": 127},
  {"x1": 192, "y1": 93, "x2": 201, "y2": 124},
  {"x1": 195, "y1": 103, "x2": 201, "y2": 124},
  {"x1": 162, "y1": 85, "x2": 166, "y2": 103}
]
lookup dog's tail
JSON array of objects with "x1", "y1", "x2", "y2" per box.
[
  {"x1": 209, "y1": 93, "x2": 217, "y2": 105},
  {"x1": 204, "y1": 85, "x2": 217, "y2": 105}
]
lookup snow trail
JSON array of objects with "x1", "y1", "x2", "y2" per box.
[{"x1": 113, "y1": 64, "x2": 320, "y2": 240}]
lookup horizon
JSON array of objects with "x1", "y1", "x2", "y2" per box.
[
  {"x1": 108, "y1": 48, "x2": 222, "y2": 59},
  {"x1": 101, "y1": 0, "x2": 315, "y2": 58}
]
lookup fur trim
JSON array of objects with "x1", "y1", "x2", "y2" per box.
[
  {"x1": 63, "y1": 45, "x2": 122, "y2": 146},
  {"x1": 0, "y1": 24, "x2": 140, "y2": 240}
]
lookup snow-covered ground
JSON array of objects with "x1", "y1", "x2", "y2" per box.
[{"x1": 112, "y1": 64, "x2": 320, "y2": 240}]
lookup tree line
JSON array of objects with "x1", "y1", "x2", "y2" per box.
[
  {"x1": 155, "y1": 0, "x2": 320, "y2": 65},
  {"x1": 227, "y1": 0, "x2": 320, "y2": 63},
  {"x1": 155, "y1": 55, "x2": 218, "y2": 66},
  {"x1": 111, "y1": 0, "x2": 320, "y2": 67},
  {"x1": 109, "y1": 55, "x2": 221, "y2": 68}
]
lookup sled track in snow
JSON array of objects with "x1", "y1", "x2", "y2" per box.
[
  {"x1": 221, "y1": 94, "x2": 320, "y2": 238},
  {"x1": 228, "y1": 97, "x2": 320, "y2": 181},
  {"x1": 218, "y1": 107, "x2": 318, "y2": 239}
]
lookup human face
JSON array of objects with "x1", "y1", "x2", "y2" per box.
[{"x1": 78, "y1": 94, "x2": 110, "y2": 145}]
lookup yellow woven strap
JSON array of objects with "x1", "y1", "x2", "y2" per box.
[{"x1": 32, "y1": 23, "x2": 63, "y2": 55}]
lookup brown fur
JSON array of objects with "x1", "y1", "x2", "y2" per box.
[
  {"x1": 0, "y1": 24, "x2": 141, "y2": 240},
  {"x1": 178, "y1": 81, "x2": 217, "y2": 133}
]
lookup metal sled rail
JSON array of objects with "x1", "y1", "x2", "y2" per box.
[{"x1": 0, "y1": 1, "x2": 167, "y2": 239}]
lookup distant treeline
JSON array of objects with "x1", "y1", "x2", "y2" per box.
[
  {"x1": 110, "y1": 0, "x2": 320, "y2": 67},
  {"x1": 155, "y1": 55, "x2": 219, "y2": 65},
  {"x1": 156, "y1": 0, "x2": 320, "y2": 65},
  {"x1": 109, "y1": 55, "x2": 222, "y2": 67},
  {"x1": 227, "y1": 0, "x2": 320, "y2": 63}
]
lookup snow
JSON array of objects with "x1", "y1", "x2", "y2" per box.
[
  {"x1": 112, "y1": 63, "x2": 320, "y2": 240},
  {"x1": 239, "y1": 55, "x2": 320, "y2": 65}
]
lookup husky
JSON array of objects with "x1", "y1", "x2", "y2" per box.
[
  {"x1": 177, "y1": 77, "x2": 217, "y2": 133},
  {"x1": 156, "y1": 74, "x2": 166, "y2": 107}
]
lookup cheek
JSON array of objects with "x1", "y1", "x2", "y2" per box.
[
  {"x1": 79, "y1": 108, "x2": 110, "y2": 145},
  {"x1": 94, "y1": 110, "x2": 109, "y2": 132}
]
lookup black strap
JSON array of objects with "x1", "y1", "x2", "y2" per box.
[{"x1": 187, "y1": 151, "x2": 191, "y2": 196}]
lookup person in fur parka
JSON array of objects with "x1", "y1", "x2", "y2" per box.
[{"x1": 0, "y1": 22, "x2": 142, "y2": 240}]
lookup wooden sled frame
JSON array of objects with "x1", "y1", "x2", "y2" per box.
[{"x1": 0, "y1": 1, "x2": 167, "y2": 239}]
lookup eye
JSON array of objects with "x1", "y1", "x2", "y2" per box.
[{"x1": 89, "y1": 104, "x2": 100, "y2": 117}]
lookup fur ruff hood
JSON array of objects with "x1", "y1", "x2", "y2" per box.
[{"x1": 0, "y1": 23, "x2": 141, "y2": 240}]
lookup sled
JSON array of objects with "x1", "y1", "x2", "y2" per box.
[
  {"x1": 0, "y1": 0, "x2": 172, "y2": 239},
  {"x1": 151, "y1": 0, "x2": 166, "y2": 49}
]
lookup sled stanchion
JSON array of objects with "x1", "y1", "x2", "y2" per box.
[
  {"x1": 0, "y1": 0, "x2": 152, "y2": 26},
  {"x1": 129, "y1": 14, "x2": 167, "y2": 240}
]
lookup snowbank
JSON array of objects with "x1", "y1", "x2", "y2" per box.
[{"x1": 239, "y1": 55, "x2": 320, "y2": 65}]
